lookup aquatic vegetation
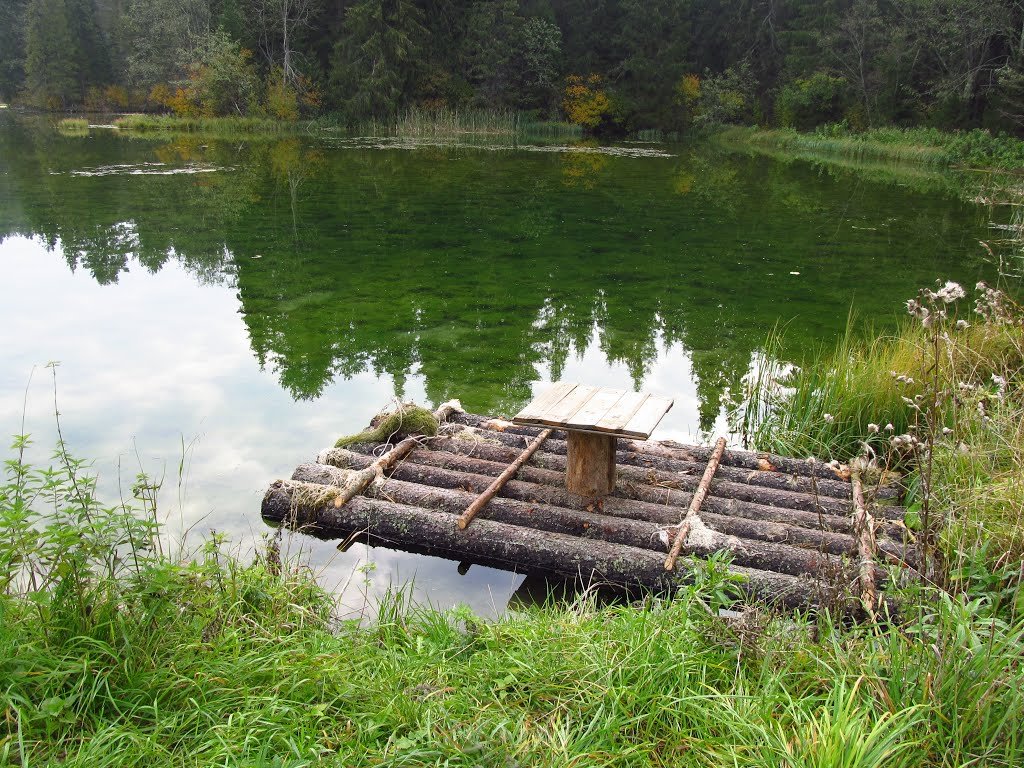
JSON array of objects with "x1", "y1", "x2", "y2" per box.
[{"x1": 56, "y1": 117, "x2": 89, "y2": 136}]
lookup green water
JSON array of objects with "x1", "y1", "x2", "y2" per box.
[{"x1": 0, "y1": 114, "x2": 1008, "y2": 615}]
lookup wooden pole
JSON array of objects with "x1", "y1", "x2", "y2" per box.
[
  {"x1": 665, "y1": 437, "x2": 727, "y2": 571},
  {"x1": 851, "y1": 458, "x2": 878, "y2": 618},
  {"x1": 457, "y1": 428, "x2": 552, "y2": 530},
  {"x1": 325, "y1": 400, "x2": 461, "y2": 510}
]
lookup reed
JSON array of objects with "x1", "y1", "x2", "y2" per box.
[{"x1": 113, "y1": 114, "x2": 299, "y2": 135}]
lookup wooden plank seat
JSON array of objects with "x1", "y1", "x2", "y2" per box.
[{"x1": 513, "y1": 382, "x2": 674, "y2": 497}]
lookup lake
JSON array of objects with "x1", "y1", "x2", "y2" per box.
[{"x1": 0, "y1": 114, "x2": 1008, "y2": 617}]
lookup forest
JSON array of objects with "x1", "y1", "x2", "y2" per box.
[{"x1": 2, "y1": 0, "x2": 1024, "y2": 134}]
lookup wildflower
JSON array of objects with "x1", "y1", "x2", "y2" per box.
[
  {"x1": 935, "y1": 281, "x2": 966, "y2": 303},
  {"x1": 942, "y1": 427, "x2": 953, "y2": 435},
  {"x1": 823, "y1": 413, "x2": 835, "y2": 423},
  {"x1": 867, "y1": 423, "x2": 879, "y2": 433},
  {"x1": 992, "y1": 373, "x2": 1007, "y2": 391},
  {"x1": 885, "y1": 423, "x2": 894, "y2": 431},
  {"x1": 955, "y1": 319, "x2": 969, "y2": 330}
]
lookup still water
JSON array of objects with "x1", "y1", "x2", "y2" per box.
[{"x1": 0, "y1": 114, "x2": 1006, "y2": 616}]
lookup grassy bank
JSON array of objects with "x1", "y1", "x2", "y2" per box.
[
  {"x1": 111, "y1": 110, "x2": 582, "y2": 144},
  {"x1": 722, "y1": 124, "x2": 1024, "y2": 171},
  {"x1": 3, "y1": 282, "x2": 1023, "y2": 766}
]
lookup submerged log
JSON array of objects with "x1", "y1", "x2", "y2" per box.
[
  {"x1": 263, "y1": 479, "x2": 828, "y2": 610},
  {"x1": 290, "y1": 463, "x2": 881, "y2": 581}
]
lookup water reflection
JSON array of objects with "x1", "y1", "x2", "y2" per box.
[{"x1": 0, "y1": 113, "x2": 1008, "y2": 612}]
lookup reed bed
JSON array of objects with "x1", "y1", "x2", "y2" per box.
[
  {"x1": 56, "y1": 117, "x2": 90, "y2": 136},
  {"x1": 113, "y1": 114, "x2": 300, "y2": 135}
]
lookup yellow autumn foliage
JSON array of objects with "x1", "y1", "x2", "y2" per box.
[{"x1": 563, "y1": 74, "x2": 612, "y2": 129}]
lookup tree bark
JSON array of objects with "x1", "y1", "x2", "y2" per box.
[
  {"x1": 263, "y1": 479, "x2": 829, "y2": 610},
  {"x1": 453, "y1": 420, "x2": 876, "y2": 500},
  {"x1": 311, "y1": 449, "x2": 916, "y2": 567},
  {"x1": 566, "y1": 431, "x2": 617, "y2": 497},
  {"x1": 290, "y1": 462, "x2": 888, "y2": 582},
  {"x1": 455, "y1": 412, "x2": 862, "y2": 481}
]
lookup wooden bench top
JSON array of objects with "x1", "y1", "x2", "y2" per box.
[{"x1": 512, "y1": 382, "x2": 674, "y2": 439}]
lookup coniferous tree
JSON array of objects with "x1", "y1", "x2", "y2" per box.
[{"x1": 24, "y1": 0, "x2": 78, "y2": 107}]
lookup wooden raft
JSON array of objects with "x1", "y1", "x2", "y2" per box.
[{"x1": 261, "y1": 405, "x2": 914, "y2": 613}]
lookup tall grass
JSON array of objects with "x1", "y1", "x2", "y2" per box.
[
  {"x1": 356, "y1": 107, "x2": 582, "y2": 144},
  {"x1": 56, "y1": 117, "x2": 90, "y2": 136},
  {"x1": 113, "y1": 113, "x2": 300, "y2": 135},
  {"x1": 722, "y1": 124, "x2": 1024, "y2": 171}
]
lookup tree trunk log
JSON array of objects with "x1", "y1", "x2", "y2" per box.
[
  {"x1": 666, "y1": 437, "x2": 726, "y2": 571},
  {"x1": 456, "y1": 412, "x2": 859, "y2": 481},
  {"x1": 310, "y1": 449, "x2": 916, "y2": 568},
  {"x1": 379, "y1": 436, "x2": 865, "y2": 518},
  {"x1": 290, "y1": 462, "x2": 887, "y2": 582},
  {"x1": 453, "y1": 422, "x2": 875, "y2": 501},
  {"x1": 262, "y1": 479, "x2": 828, "y2": 610},
  {"x1": 566, "y1": 431, "x2": 617, "y2": 497}
]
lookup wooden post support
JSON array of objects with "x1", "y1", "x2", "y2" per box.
[
  {"x1": 566, "y1": 431, "x2": 617, "y2": 497},
  {"x1": 665, "y1": 436, "x2": 727, "y2": 571},
  {"x1": 457, "y1": 428, "x2": 553, "y2": 529},
  {"x1": 851, "y1": 457, "x2": 878, "y2": 618}
]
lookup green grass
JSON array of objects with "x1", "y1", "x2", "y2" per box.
[
  {"x1": 113, "y1": 113, "x2": 303, "y2": 136},
  {"x1": 722, "y1": 124, "x2": 1024, "y2": 171}
]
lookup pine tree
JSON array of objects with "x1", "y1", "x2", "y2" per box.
[{"x1": 24, "y1": 0, "x2": 77, "y2": 107}]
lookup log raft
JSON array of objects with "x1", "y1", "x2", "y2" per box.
[{"x1": 261, "y1": 403, "x2": 913, "y2": 613}]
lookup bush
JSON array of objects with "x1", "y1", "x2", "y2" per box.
[{"x1": 776, "y1": 72, "x2": 850, "y2": 130}]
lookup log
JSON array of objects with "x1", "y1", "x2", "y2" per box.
[
  {"x1": 852, "y1": 458, "x2": 878, "y2": 618},
  {"x1": 448, "y1": 422, "x2": 867, "y2": 501},
  {"x1": 454, "y1": 412, "x2": 857, "y2": 481},
  {"x1": 262, "y1": 479, "x2": 822, "y2": 610},
  {"x1": 457, "y1": 428, "x2": 552, "y2": 529},
  {"x1": 290, "y1": 463, "x2": 880, "y2": 581},
  {"x1": 666, "y1": 437, "x2": 726, "y2": 571},
  {"x1": 310, "y1": 450, "x2": 917, "y2": 567},
  {"x1": 325, "y1": 400, "x2": 464, "y2": 510},
  {"x1": 566, "y1": 431, "x2": 617, "y2": 497},
  {"x1": 416, "y1": 436, "x2": 861, "y2": 518}
]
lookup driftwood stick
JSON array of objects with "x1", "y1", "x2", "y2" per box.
[
  {"x1": 851, "y1": 458, "x2": 878, "y2": 618},
  {"x1": 665, "y1": 437, "x2": 727, "y2": 571},
  {"x1": 325, "y1": 400, "x2": 462, "y2": 510},
  {"x1": 457, "y1": 428, "x2": 552, "y2": 530}
]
